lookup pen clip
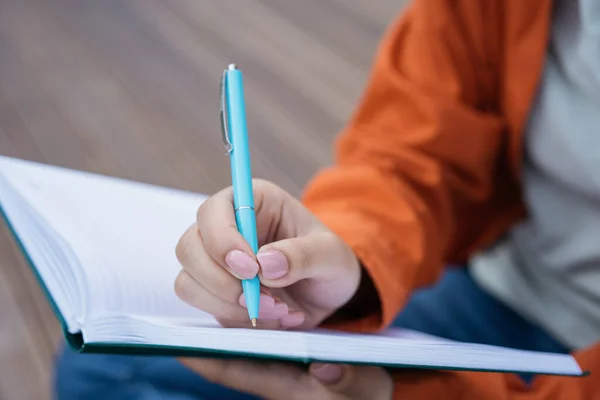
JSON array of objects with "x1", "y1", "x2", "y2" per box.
[{"x1": 220, "y1": 68, "x2": 233, "y2": 154}]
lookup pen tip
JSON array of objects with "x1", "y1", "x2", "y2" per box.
[{"x1": 251, "y1": 318, "x2": 257, "y2": 327}]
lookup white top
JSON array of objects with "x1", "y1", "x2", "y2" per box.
[{"x1": 471, "y1": 0, "x2": 600, "y2": 349}]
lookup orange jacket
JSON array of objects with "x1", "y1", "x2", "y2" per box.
[{"x1": 302, "y1": 0, "x2": 599, "y2": 398}]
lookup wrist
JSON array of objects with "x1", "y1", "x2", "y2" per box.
[{"x1": 326, "y1": 262, "x2": 381, "y2": 323}]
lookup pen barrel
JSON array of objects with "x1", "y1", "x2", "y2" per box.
[
  {"x1": 236, "y1": 207, "x2": 260, "y2": 320},
  {"x1": 225, "y1": 66, "x2": 260, "y2": 321},
  {"x1": 234, "y1": 207, "x2": 259, "y2": 254},
  {"x1": 242, "y1": 276, "x2": 261, "y2": 320},
  {"x1": 227, "y1": 69, "x2": 255, "y2": 217}
]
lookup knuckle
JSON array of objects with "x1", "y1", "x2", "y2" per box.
[
  {"x1": 195, "y1": 197, "x2": 211, "y2": 224},
  {"x1": 175, "y1": 225, "x2": 197, "y2": 264},
  {"x1": 197, "y1": 186, "x2": 233, "y2": 215},
  {"x1": 318, "y1": 230, "x2": 349, "y2": 264},
  {"x1": 319, "y1": 230, "x2": 339, "y2": 247},
  {"x1": 196, "y1": 187, "x2": 228, "y2": 226},
  {"x1": 294, "y1": 240, "x2": 312, "y2": 272},
  {"x1": 196, "y1": 208, "x2": 229, "y2": 262},
  {"x1": 173, "y1": 271, "x2": 193, "y2": 301}
]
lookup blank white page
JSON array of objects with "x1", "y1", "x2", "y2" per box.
[
  {"x1": 0, "y1": 156, "x2": 212, "y2": 325},
  {"x1": 0, "y1": 170, "x2": 83, "y2": 331}
]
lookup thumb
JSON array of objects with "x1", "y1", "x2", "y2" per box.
[
  {"x1": 256, "y1": 231, "x2": 355, "y2": 288},
  {"x1": 309, "y1": 363, "x2": 393, "y2": 399}
]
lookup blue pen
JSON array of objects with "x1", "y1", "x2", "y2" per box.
[{"x1": 220, "y1": 64, "x2": 261, "y2": 327}]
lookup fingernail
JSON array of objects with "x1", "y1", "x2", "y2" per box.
[
  {"x1": 238, "y1": 293, "x2": 275, "y2": 310},
  {"x1": 257, "y1": 250, "x2": 288, "y2": 280},
  {"x1": 310, "y1": 363, "x2": 343, "y2": 385},
  {"x1": 279, "y1": 311, "x2": 304, "y2": 329},
  {"x1": 226, "y1": 250, "x2": 259, "y2": 279}
]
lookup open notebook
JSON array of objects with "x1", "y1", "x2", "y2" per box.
[{"x1": 0, "y1": 155, "x2": 585, "y2": 376}]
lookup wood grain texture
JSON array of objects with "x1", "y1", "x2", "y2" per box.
[{"x1": 0, "y1": 1, "x2": 406, "y2": 398}]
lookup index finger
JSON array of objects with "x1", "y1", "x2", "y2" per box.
[{"x1": 196, "y1": 187, "x2": 256, "y2": 270}]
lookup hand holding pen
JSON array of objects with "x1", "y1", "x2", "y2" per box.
[{"x1": 173, "y1": 64, "x2": 361, "y2": 330}]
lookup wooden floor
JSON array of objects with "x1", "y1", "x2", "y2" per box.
[{"x1": 0, "y1": 1, "x2": 405, "y2": 398}]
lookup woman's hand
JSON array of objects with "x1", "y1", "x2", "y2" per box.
[
  {"x1": 174, "y1": 179, "x2": 362, "y2": 330},
  {"x1": 180, "y1": 358, "x2": 394, "y2": 400}
]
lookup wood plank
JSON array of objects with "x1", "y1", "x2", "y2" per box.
[{"x1": 0, "y1": 225, "x2": 59, "y2": 400}]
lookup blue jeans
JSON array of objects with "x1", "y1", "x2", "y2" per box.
[{"x1": 53, "y1": 268, "x2": 570, "y2": 399}]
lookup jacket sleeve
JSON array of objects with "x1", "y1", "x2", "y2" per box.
[
  {"x1": 301, "y1": 0, "x2": 509, "y2": 331},
  {"x1": 391, "y1": 343, "x2": 600, "y2": 399}
]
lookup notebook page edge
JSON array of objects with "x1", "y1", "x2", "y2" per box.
[
  {"x1": 82, "y1": 314, "x2": 309, "y2": 362},
  {"x1": 80, "y1": 314, "x2": 582, "y2": 376},
  {"x1": 303, "y1": 328, "x2": 583, "y2": 376},
  {"x1": 0, "y1": 171, "x2": 83, "y2": 333},
  {"x1": 0, "y1": 155, "x2": 209, "y2": 326}
]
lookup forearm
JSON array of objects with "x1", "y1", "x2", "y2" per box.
[{"x1": 302, "y1": 0, "x2": 508, "y2": 331}]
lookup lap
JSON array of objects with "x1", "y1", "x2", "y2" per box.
[
  {"x1": 394, "y1": 267, "x2": 569, "y2": 354},
  {"x1": 53, "y1": 267, "x2": 569, "y2": 399},
  {"x1": 54, "y1": 349, "x2": 260, "y2": 400}
]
